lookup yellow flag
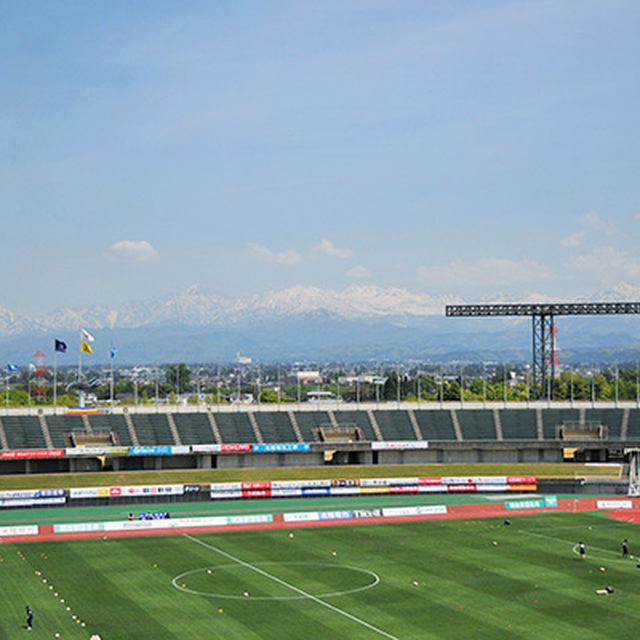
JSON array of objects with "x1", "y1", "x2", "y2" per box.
[{"x1": 80, "y1": 340, "x2": 93, "y2": 354}]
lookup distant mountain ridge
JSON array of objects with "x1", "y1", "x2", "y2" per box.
[
  {"x1": 5, "y1": 282, "x2": 640, "y2": 335},
  {"x1": 2, "y1": 284, "x2": 640, "y2": 364}
]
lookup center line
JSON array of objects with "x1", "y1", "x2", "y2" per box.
[{"x1": 183, "y1": 533, "x2": 399, "y2": 640}]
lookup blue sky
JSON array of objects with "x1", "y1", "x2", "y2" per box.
[{"x1": 1, "y1": 0, "x2": 639, "y2": 315}]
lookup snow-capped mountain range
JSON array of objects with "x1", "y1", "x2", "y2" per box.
[
  {"x1": 2, "y1": 284, "x2": 640, "y2": 363},
  {"x1": 3, "y1": 283, "x2": 640, "y2": 336},
  {"x1": 0, "y1": 285, "x2": 462, "y2": 336}
]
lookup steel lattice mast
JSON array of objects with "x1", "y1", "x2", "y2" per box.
[{"x1": 445, "y1": 302, "x2": 640, "y2": 400}]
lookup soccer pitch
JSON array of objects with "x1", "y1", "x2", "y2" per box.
[{"x1": 1, "y1": 513, "x2": 639, "y2": 639}]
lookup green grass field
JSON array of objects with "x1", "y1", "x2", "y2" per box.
[{"x1": 2, "y1": 510, "x2": 639, "y2": 639}]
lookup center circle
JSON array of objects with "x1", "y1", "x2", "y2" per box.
[{"x1": 172, "y1": 562, "x2": 380, "y2": 600}]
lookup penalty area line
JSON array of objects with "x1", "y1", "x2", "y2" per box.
[{"x1": 183, "y1": 533, "x2": 399, "y2": 640}]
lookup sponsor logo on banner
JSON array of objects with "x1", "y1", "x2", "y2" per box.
[
  {"x1": 171, "y1": 446, "x2": 190, "y2": 455},
  {"x1": 242, "y1": 489, "x2": 271, "y2": 498},
  {"x1": 0, "y1": 497, "x2": 65, "y2": 508},
  {"x1": 505, "y1": 499, "x2": 545, "y2": 510},
  {"x1": 183, "y1": 484, "x2": 201, "y2": 493},
  {"x1": 360, "y1": 486, "x2": 390, "y2": 494},
  {"x1": 271, "y1": 479, "x2": 331, "y2": 489},
  {"x1": 507, "y1": 476, "x2": 537, "y2": 485},
  {"x1": 227, "y1": 514, "x2": 273, "y2": 525},
  {"x1": 447, "y1": 484, "x2": 477, "y2": 492},
  {"x1": 360, "y1": 477, "x2": 418, "y2": 487},
  {"x1": 283, "y1": 512, "x2": 319, "y2": 522},
  {"x1": 383, "y1": 505, "x2": 447, "y2": 518},
  {"x1": 70, "y1": 484, "x2": 184, "y2": 499},
  {"x1": 191, "y1": 444, "x2": 222, "y2": 453},
  {"x1": 318, "y1": 510, "x2": 353, "y2": 520},
  {"x1": 251, "y1": 443, "x2": 310, "y2": 453},
  {"x1": 0, "y1": 489, "x2": 64, "y2": 500},
  {"x1": 353, "y1": 509, "x2": 383, "y2": 518},
  {"x1": 220, "y1": 443, "x2": 252, "y2": 452},
  {"x1": 418, "y1": 477, "x2": 443, "y2": 485},
  {"x1": 271, "y1": 488, "x2": 302, "y2": 497},
  {"x1": 1, "y1": 449, "x2": 64, "y2": 459},
  {"x1": 302, "y1": 487, "x2": 330, "y2": 496},
  {"x1": 241, "y1": 482, "x2": 271, "y2": 490},
  {"x1": 597, "y1": 500, "x2": 633, "y2": 510},
  {"x1": 0, "y1": 525, "x2": 39, "y2": 536},
  {"x1": 129, "y1": 446, "x2": 173, "y2": 456},
  {"x1": 389, "y1": 485, "x2": 419, "y2": 494},
  {"x1": 209, "y1": 482, "x2": 242, "y2": 492},
  {"x1": 210, "y1": 491, "x2": 243, "y2": 500},
  {"x1": 371, "y1": 441, "x2": 429, "y2": 450},
  {"x1": 329, "y1": 487, "x2": 360, "y2": 496},
  {"x1": 331, "y1": 479, "x2": 360, "y2": 487}
]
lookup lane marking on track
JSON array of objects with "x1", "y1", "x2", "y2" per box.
[{"x1": 183, "y1": 533, "x2": 399, "y2": 640}]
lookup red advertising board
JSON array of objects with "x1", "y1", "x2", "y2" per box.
[
  {"x1": 507, "y1": 476, "x2": 537, "y2": 484},
  {"x1": 220, "y1": 444, "x2": 252, "y2": 452},
  {"x1": 418, "y1": 477, "x2": 443, "y2": 485},
  {"x1": 1, "y1": 449, "x2": 65, "y2": 459},
  {"x1": 241, "y1": 482, "x2": 272, "y2": 490}
]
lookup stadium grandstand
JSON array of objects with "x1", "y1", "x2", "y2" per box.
[{"x1": 0, "y1": 401, "x2": 638, "y2": 474}]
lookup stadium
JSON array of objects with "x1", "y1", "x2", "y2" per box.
[{"x1": 3, "y1": 398, "x2": 640, "y2": 639}]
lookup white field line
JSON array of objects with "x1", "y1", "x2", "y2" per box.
[
  {"x1": 519, "y1": 529, "x2": 623, "y2": 559},
  {"x1": 184, "y1": 533, "x2": 399, "y2": 640}
]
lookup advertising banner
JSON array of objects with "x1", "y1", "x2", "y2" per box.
[
  {"x1": 0, "y1": 497, "x2": 65, "y2": 508},
  {"x1": 505, "y1": 499, "x2": 545, "y2": 510},
  {"x1": 301, "y1": 487, "x2": 330, "y2": 496},
  {"x1": 383, "y1": 505, "x2": 447, "y2": 518},
  {"x1": 0, "y1": 489, "x2": 64, "y2": 500},
  {"x1": 360, "y1": 477, "x2": 418, "y2": 487},
  {"x1": 129, "y1": 446, "x2": 173, "y2": 456},
  {"x1": 191, "y1": 444, "x2": 222, "y2": 453},
  {"x1": 389, "y1": 485, "x2": 419, "y2": 494},
  {"x1": 220, "y1": 443, "x2": 252, "y2": 452},
  {"x1": 0, "y1": 525, "x2": 39, "y2": 537},
  {"x1": 210, "y1": 491, "x2": 243, "y2": 500},
  {"x1": 371, "y1": 441, "x2": 429, "y2": 450},
  {"x1": 210, "y1": 482, "x2": 242, "y2": 492},
  {"x1": 597, "y1": 500, "x2": 633, "y2": 510},
  {"x1": 251, "y1": 443, "x2": 310, "y2": 453},
  {"x1": 69, "y1": 484, "x2": 184, "y2": 499},
  {"x1": 359, "y1": 486, "x2": 390, "y2": 494},
  {"x1": 1, "y1": 449, "x2": 64, "y2": 459}
]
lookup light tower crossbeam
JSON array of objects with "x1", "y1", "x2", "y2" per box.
[{"x1": 445, "y1": 302, "x2": 640, "y2": 400}]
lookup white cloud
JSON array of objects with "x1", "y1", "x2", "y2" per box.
[
  {"x1": 569, "y1": 247, "x2": 640, "y2": 282},
  {"x1": 346, "y1": 265, "x2": 371, "y2": 279},
  {"x1": 417, "y1": 257, "x2": 554, "y2": 287},
  {"x1": 247, "y1": 243, "x2": 302, "y2": 265},
  {"x1": 109, "y1": 240, "x2": 159, "y2": 262},
  {"x1": 559, "y1": 232, "x2": 584, "y2": 248},
  {"x1": 316, "y1": 238, "x2": 353, "y2": 259},
  {"x1": 582, "y1": 210, "x2": 616, "y2": 235}
]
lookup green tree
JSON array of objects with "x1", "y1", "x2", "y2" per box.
[{"x1": 165, "y1": 363, "x2": 192, "y2": 394}]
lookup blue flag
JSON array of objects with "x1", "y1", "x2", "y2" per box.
[
  {"x1": 55, "y1": 339, "x2": 67, "y2": 353},
  {"x1": 7, "y1": 364, "x2": 18, "y2": 372},
  {"x1": 110, "y1": 346, "x2": 118, "y2": 359}
]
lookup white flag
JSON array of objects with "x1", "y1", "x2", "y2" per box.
[{"x1": 81, "y1": 328, "x2": 95, "y2": 342}]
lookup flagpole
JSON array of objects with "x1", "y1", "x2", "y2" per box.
[
  {"x1": 78, "y1": 329, "x2": 83, "y2": 387},
  {"x1": 53, "y1": 348, "x2": 58, "y2": 410}
]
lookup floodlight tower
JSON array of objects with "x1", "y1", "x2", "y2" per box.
[{"x1": 445, "y1": 302, "x2": 640, "y2": 400}]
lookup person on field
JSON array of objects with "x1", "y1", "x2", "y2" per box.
[
  {"x1": 579, "y1": 541, "x2": 586, "y2": 559},
  {"x1": 26, "y1": 605, "x2": 33, "y2": 630},
  {"x1": 596, "y1": 586, "x2": 614, "y2": 595},
  {"x1": 622, "y1": 539, "x2": 629, "y2": 558}
]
